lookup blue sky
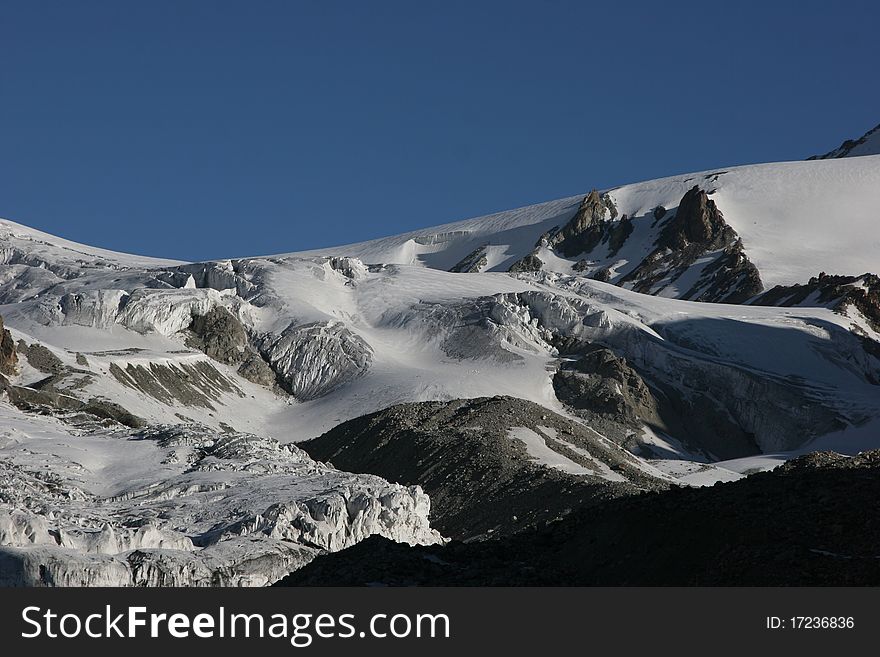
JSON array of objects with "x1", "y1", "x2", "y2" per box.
[{"x1": 1, "y1": 0, "x2": 878, "y2": 261}]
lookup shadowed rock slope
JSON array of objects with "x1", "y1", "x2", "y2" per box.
[
  {"x1": 276, "y1": 450, "x2": 880, "y2": 586},
  {"x1": 302, "y1": 396, "x2": 666, "y2": 541}
]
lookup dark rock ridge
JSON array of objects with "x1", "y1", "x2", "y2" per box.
[
  {"x1": 546, "y1": 190, "x2": 619, "y2": 258},
  {"x1": 618, "y1": 186, "x2": 763, "y2": 303},
  {"x1": 275, "y1": 450, "x2": 880, "y2": 586},
  {"x1": 553, "y1": 345, "x2": 764, "y2": 459},
  {"x1": 808, "y1": 123, "x2": 880, "y2": 159},
  {"x1": 752, "y1": 272, "x2": 880, "y2": 334},
  {"x1": 0, "y1": 371, "x2": 144, "y2": 429},
  {"x1": 0, "y1": 315, "x2": 17, "y2": 376},
  {"x1": 553, "y1": 346, "x2": 665, "y2": 453},
  {"x1": 514, "y1": 185, "x2": 764, "y2": 304},
  {"x1": 18, "y1": 341, "x2": 64, "y2": 374},
  {"x1": 658, "y1": 185, "x2": 732, "y2": 249},
  {"x1": 507, "y1": 252, "x2": 543, "y2": 273},
  {"x1": 449, "y1": 246, "x2": 488, "y2": 273},
  {"x1": 109, "y1": 360, "x2": 243, "y2": 410},
  {"x1": 302, "y1": 396, "x2": 665, "y2": 542}
]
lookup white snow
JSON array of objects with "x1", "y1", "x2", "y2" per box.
[
  {"x1": 508, "y1": 427, "x2": 596, "y2": 476},
  {"x1": 2, "y1": 144, "x2": 880, "y2": 586},
  {"x1": 279, "y1": 157, "x2": 880, "y2": 292}
]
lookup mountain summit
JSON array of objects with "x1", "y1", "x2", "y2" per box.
[{"x1": 809, "y1": 122, "x2": 880, "y2": 159}]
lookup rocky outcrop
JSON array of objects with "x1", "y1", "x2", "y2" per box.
[
  {"x1": 657, "y1": 185, "x2": 731, "y2": 250},
  {"x1": 518, "y1": 186, "x2": 763, "y2": 303},
  {"x1": 752, "y1": 272, "x2": 880, "y2": 334},
  {"x1": 449, "y1": 246, "x2": 488, "y2": 273},
  {"x1": 546, "y1": 190, "x2": 618, "y2": 258},
  {"x1": 303, "y1": 396, "x2": 664, "y2": 541},
  {"x1": 507, "y1": 252, "x2": 543, "y2": 273},
  {"x1": 18, "y1": 341, "x2": 64, "y2": 373},
  {"x1": 186, "y1": 307, "x2": 276, "y2": 386},
  {"x1": 187, "y1": 306, "x2": 248, "y2": 364},
  {"x1": 553, "y1": 346, "x2": 664, "y2": 452},
  {"x1": 617, "y1": 186, "x2": 763, "y2": 303},
  {"x1": 236, "y1": 351, "x2": 277, "y2": 387},
  {"x1": 0, "y1": 315, "x2": 17, "y2": 376},
  {"x1": 552, "y1": 344, "x2": 767, "y2": 459},
  {"x1": 809, "y1": 123, "x2": 880, "y2": 159}
]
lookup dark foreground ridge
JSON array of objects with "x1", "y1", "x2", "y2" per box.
[
  {"x1": 302, "y1": 396, "x2": 666, "y2": 541},
  {"x1": 276, "y1": 450, "x2": 880, "y2": 586}
]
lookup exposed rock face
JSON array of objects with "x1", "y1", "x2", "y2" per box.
[
  {"x1": 547, "y1": 190, "x2": 618, "y2": 258},
  {"x1": 752, "y1": 272, "x2": 880, "y2": 334},
  {"x1": 303, "y1": 396, "x2": 664, "y2": 541},
  {"x1": 258, "y1": 322, "x2": 372, "y2": 400},
  {"x1": 236, "y1": 352, "x2": 277, "y2": 387},
  {"x1": 449, "y1": 246, "x2": 488, "y2": 273},
  {"x1": 618, "y1": 186, "x2": 763, "y2": 303},
  {"x1": 520, "y1": 185, "x2": 762, "y2": 303},
  {"x1": 553, "y1": 346, "x2": 663, "y2": 452},
  {"x1": 507, "y1": 252, "x2": 543, "y2": 273},
  {"x1": 186, "y1": 307, "x2": 277, "y2": 387},
  {"x1": 0, "y1": 422, "x2": 442, "y2": 587},
  {"x1": 276, "y1": 450, "x2": 880, "y2": 586},
  {"x1": 109, "y1": 359, "x2": 243, "y2": 410},
  {"x1": 658, "y1": 185, "x2": 730, "y2": 249},
  {"x1": 809, "y1": 123, "x2": 880, "y2": 159},
  {"x1": 552, "y1": 344, "x2": 767, "y2": 459},
  {"x1": 0, "y1": 315, "x2": 17, "y2": 376},
  {"x1": 187, "y1": 306, "x2": 248, "y2": 364},
  {"x1": 19, "y1": 341, "x2": 64, "y2": 373}
]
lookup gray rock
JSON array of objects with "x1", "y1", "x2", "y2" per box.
[
  {"x1": 0, "y1": 315, "x2": 17, "y2": 376},
  {"x1": 546, "y1": 190, "x2": 618, "y2": 257},
  {"x1": 618, "y1": 186, "x2": 764, "y2": 303},
  {"x1": 507, "y1": 252, "x2": 543, "y2": 273},
  {"x1": 187, "y1": 306, "x2": 248, "y2": 365},
  {"x1": 237, "y1": 351, "x2": 277, "y2": 387},
  {"x1": 449, "y1": 246, "x2": 489, "y2": 273},
  {"x1": 20, "y1": 342, "x2": 64, "y2": 374},
  {"x1": 303, "y1": 396, "x2": 665, "y2": 542}
]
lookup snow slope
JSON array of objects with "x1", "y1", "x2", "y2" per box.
[
  {"x1": 810, "y1": 123, "x2": 880, "y2": 159},
  {"x1": 290, "y1": 157, "x2": 880, "y2": 292}
]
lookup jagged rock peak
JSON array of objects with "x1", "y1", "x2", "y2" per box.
[
  {"x1": 809, "y1": 123, "x2": 880, "y2": 160},
  {"x1": 570, "y1": 189, "x2": 614, "y2": 231},
  {"x1": 449, "y1": 245, "x2": 488, "y2": 273},
  {"x1": 660, "y1": 185, "x2": 731, "y2": 249},
  {"x1": 546, "y1": 190, "x2": 618, "y2": 258}
]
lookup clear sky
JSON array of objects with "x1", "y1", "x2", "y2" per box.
[{"x1": 2, "y1": 0, "x2": 878, "y2": 262}]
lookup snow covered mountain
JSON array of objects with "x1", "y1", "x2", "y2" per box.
[
  {"x1": 1, "y1": 132, "x2": 879, "y2": 586},
  {"x1": 809, "y1": 123, "x2": 880, "y2": 159},
  {"x1": 295, "y1": 156, "x2": 880, "y2": 303}
]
